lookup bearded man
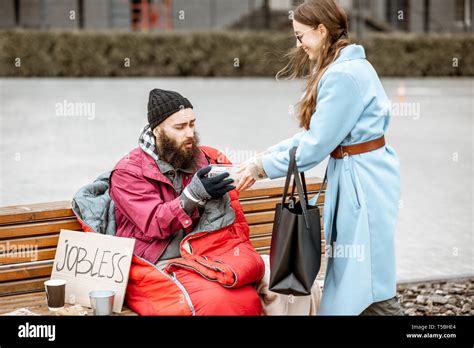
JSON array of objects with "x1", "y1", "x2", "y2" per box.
[{"x1": 109, "y1": 89, "x2": 264, "y2": 315}]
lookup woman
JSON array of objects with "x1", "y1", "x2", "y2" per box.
[{"x1": 236, "y1": 0, "x2": 402, "y2": 316}]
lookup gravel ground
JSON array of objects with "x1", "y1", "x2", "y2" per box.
[{"x1": 397, "y1": 278, "x2": 473, "y2": 316}]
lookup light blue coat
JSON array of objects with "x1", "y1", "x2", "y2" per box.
[{"x1": 262, "y1": 44, "x2": 400, "y2": 315}]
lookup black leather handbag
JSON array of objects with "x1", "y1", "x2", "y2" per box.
[{"x1": 269, "y1": 146, "x2": 325, "y2": 296}]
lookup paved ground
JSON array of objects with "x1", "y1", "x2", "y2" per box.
[{"x1": 0, "y1": 77, "x2": 472, "y2": 283}]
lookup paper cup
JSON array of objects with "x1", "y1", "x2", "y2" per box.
[
  {"x1": 44, "y1": 279, "x2": 66, "y2": 311},
  {"x1": 208, "y1": 164, "x2": 240, "y2": 185}
]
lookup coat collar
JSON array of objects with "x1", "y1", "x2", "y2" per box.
[
  {"x1": 332, "y1": 44, "x2": 366, "y2": 65},
  {"x1": 155, "y1": 157, "x2": 196, "y2": 175}
]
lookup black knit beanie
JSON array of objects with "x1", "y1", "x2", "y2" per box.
[{"x1": 147, "y1": 88, "x2": 193, "y2": 130}]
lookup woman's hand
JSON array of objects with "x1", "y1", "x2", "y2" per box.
[
  {"x1": 235, "y1": 153, "x2": 268, "y2": 192},
  {"x1": 236, "y1": 166, "x2": 256, "y2": 192}
]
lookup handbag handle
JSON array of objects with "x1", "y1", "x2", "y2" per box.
[
  {"x1": 279, "y1": 147, "x2": 310, "y2": 230},
  {"x1": 312, "y1": 166, "x2": 328, "y2": 206},
  {"x1": 281, "y1": 147, "x2": 309, "y2": 204},
  {"x1": 292, "y1": 158, "x2": 310, "y2": 230},
  {"x1": 281, "y1": 147, "x2": 296, "y2": 206},
  {"x1": 290, "y1": 172, "x2": 308, "y2": 203}
]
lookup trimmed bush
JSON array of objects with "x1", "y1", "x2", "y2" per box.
[
  {"x1": 0, "y1": 30, "x2": 472, "y2": 77},
  {"x1": 364, "y1": 33, "x2": 474, "y2": 77}
]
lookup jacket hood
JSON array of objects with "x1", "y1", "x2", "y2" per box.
[{"x1": 71, "y1": 171, "x2": 116, "y2": 236}]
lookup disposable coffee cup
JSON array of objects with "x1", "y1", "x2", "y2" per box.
[
  {"x1": 208, "y1": 164, "x2": 240, "y2": 185},
  {"x1": 44, "y1": 279, "x2": 66, "y2": 311},
  {"x1": 89, "y1": 290, "x2": 115, "y2": 316}
]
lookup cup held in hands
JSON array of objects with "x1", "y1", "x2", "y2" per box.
[{"x1": 208, "y1": 164, "x2": 240, "y2": 185}]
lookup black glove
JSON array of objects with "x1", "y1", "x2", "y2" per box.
[
  {"x1": 183, "y1": 166, "x2": 235, "y2": 205},
  {"x1": 198, "y1": 166, "x2": 235, "y2": 199}
]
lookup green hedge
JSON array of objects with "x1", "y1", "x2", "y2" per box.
[
  {"x1": 0, "y1": 30, "x2": 472, "y2": 77},
  {"x1": 363, "y1": 33, "x2": 474, "y2": 77}
]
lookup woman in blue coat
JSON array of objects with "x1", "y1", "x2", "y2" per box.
[{"x1": 237, "y1": 0, "x2": 402, "y2": 315}]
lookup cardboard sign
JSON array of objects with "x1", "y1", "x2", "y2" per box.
[{"x1": 50, "y1": 229, "x2": 135, "y2": 313}]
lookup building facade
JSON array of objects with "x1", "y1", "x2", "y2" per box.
[{"x1": 0, "y1": 0, "x2": 472, "y2": 32}]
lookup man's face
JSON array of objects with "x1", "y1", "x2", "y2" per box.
[
  {"x1": 152, "y1": 108, "x2": 200, "y2": 169},
  {"x1": 153, "y1": 108, "x2": 196, "y2": 149}
]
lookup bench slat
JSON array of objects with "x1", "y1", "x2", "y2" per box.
[
  {"x1": 0, "y1": 264, "x2": 53, "y2": 282},
  {"x1": 255, "y1": 247, "x2": 270, "y2": 255},
  {"x1": 0, "y1": 201, "x2": 74, "y2": 226},
  {"x1": 245, "y1": 205, "x2": 324, "y2": 225},
  {"x1": 238, "y1": 177, "x2": 325, "y2": 199},
  {"x1": 251, "y1": 235, "x2": 272, "y2": 249},
  {"x1": 0, "y1": 234, "x2": 60, "y2": 251},
  {"x1": 0, "y1": 277, "x2": 49, "y2": 297},
  {"x1": 241, "y1": 194, "x2": 325, "y2": 213},
  {"x1": 251, "y1": 236, "x2": 326, "y2": 254},
  {"x1": 245, "y1": 211, "x2": 275, "y2": 225},
  {"x1": 249, "y1": 220, "x2": 324, "y2": 237},
  {"x1": 0, "y1": 219, "x2": 82, "y2": 240},
  {"x1": 249, "y1": 223, "x2": 274, "y2": 236}
]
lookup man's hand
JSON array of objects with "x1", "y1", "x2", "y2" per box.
[
  {"x1": 184, "y1": 165, "x2": 235, "y2": 203},
  {"x1": 196, "y1": 166, "x2": 235, "y2": 198}
]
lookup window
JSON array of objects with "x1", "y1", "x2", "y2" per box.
[{"x1": 455, "y1": 0, "x2": 465, "y2": 21}]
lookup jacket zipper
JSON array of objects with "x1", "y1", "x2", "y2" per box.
[{"x1": 137, "y1": 256, "x2": 196, "y2": 316}]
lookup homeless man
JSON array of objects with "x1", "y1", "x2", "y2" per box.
[{"x1": 108, "y1": 88, "x2": 265, "y2": 315}]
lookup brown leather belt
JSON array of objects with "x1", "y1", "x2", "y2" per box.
[{"x1": 330, "y1": 136, "x2": 385, "y2": 159}]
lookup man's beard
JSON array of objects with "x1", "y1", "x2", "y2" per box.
[{"x1": 156, "y1": 130, "x2": 201, "y2": 170}]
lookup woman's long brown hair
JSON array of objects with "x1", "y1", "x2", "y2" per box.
[{"x1": 277, "y1": 0, "x2": 351, "y2": 130}]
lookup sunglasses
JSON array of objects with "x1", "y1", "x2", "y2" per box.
[{"x1": 295, "y1": 27, "x2": 315, "y2": 44}]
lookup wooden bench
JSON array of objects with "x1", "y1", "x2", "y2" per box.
[{"x1": 0, "y1": 177, "x2": 326, "y2": 315}]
